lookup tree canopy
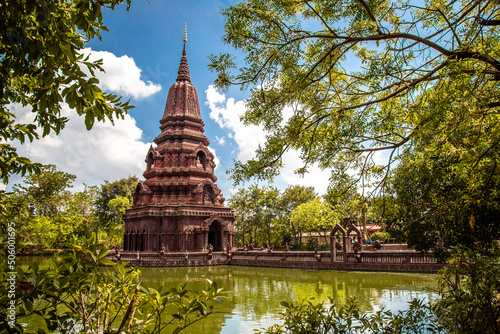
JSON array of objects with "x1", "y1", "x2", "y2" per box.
[
  {"x1": 0, "y1": 0, "x2": 134, "y2": 183},
  {"x1": 211, "y1": 0, "x2": 500, "y2": 250},
  {"x1": 210, "y1": 0, "x2": 499, "y2": 193},
  {"x1": 228, "y1": 184, "x2": 322, "y2": 247}
]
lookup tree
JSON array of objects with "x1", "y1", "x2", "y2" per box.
[
  {"x1": 1, "y1": 165, "x2": 96, "y2": 250},
  {"x1": 227, "y1": 188, "x2": 251, "y2": 245},
  {"x1": 0, "y1": 0, "x2": 134, "y2": 183},
  {"x1": 14, "y1": 164, "x2": 76, "y2": 216},
  {"x1": 94, "y1": 176, "x2": 138, "y2": 242},
  {"x1": 290, "y1": 198, "x2": 338, "y2": 245},
  {"x1": 390, "y1": 151, "x2": 500, "y2": 251},
  {"x1": 228, "y1": 184, "x2": 283, "y2": 246},
  {"x1": 210, "y1": 0, "x2": 500, "y2": 235},
  {"x1": 278, "y1": 185, "x2": 318, "y2": 244}
]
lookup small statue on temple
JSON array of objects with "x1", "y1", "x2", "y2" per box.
[
  {"x1": 313, "y1": 242, "x2": 321, "y2": 254},
  {"x1": 248, "y1": 243, "x2": 254, "y2": 250},
  {"x1": 160, "y1": 243, "x2": 166, "y2": 256},
  {"x1": 353, "y1": 241, "x2": 362, "y2": 262},
  {"x1": 136, "y1": 251, "x2": 140, "y2": 261},
  {"x1": 352, "y1": 241, "x2": 362, "y2": 253},
  {"x1": 285, "y1": 242, "x2": 290, "y2": 252},
  {"x1": 113, "y1": 245, "x2": 121, "y2": 260},
  {"x1": 313, "y1": 243, "x2": 321, "y2": 261},
  {"x1": 259, "y1": 243, "x2": 263, "y2": 250},
  {"x1": 243, "y1": 243, "x2": 248, "y2": 251},
  {"x1": 207, "y1": 243, "x2": 214, "y2": 255}
]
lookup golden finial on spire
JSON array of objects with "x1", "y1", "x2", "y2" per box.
[{"x1": 183, "y1": 22, "x2": 187, "y2": 44}]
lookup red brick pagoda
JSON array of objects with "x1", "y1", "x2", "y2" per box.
[{"x1": 123, "y1": 29, "x2": 235, "y2": 254}]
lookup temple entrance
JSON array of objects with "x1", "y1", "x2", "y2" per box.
[{"x1": 208, "y1": 221, "x2": 222, "y2": 251}]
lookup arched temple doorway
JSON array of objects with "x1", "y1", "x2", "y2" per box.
[{"x1": 208, "y1": 220, "x2": 223, "y2": 251}]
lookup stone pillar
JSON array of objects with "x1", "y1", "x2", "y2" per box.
[
  {"x1": 176, "y1": 231, "x2": 181, "y2": 251},
  {"x1": 182, "y1": 232, "x2": 187, "y2": 251},
  {"x1": 331, "y1": 236, "x2": 337, "y2": 262},
  {"x1": 343, "y1": 235, "x2": 348, "y2": 262},
  {"x1": 220, "y1": 229, "x2": 224, "y2": 252},
  {"x1": 203, "y1": 230, "x2": 208, "y2": 251}
]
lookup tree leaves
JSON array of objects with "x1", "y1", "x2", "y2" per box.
[
  {"x1": 0, "y1": 0, "x2": 134, "y2": 183},
  {"x1": 211, "y1": 0, "x2": 500, "y2": 200}
]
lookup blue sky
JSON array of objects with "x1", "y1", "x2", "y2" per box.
[{"x1": 7, "y1": 0, "x2": 334, "y2": 197}]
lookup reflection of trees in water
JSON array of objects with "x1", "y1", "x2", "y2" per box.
[
  {"x1": 232, "y1": 273, "x2": 296, "y2": 320},
  {"x1": 21, "y1": 259, "x2": 437, "y2": 332},
  {"x1": 140, "y1": 266, "x2": 237, "y2": 334},
  {"x1": 228, "y1": 268, "x2": 436, "y2": 317}
]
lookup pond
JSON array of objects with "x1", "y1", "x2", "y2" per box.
[
  {"x1": 20, "y1": 258, "x2": 438, "y2": 333},
  {"x1": 140, "y1": 265, "x2": 437, "y2": 333}
]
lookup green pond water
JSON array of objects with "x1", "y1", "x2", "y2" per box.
[{"x1": 20, "y1": 257, "x2": 438, "y2": 333}]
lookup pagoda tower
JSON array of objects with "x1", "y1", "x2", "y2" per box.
[{"x1": 123, "y1": 27, "x2": 235, "y2": 253}]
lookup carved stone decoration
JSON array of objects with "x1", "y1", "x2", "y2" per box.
[{"x1": 123, "y1": 35, "x2": 235, "y2": 253}]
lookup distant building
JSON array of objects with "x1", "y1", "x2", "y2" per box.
[
  {"x1": 123, "y1": 28, "x2": 235, "y2": 253},
  {"x1": 295, "y1": 223, "x2": 382, "y2": 245}
]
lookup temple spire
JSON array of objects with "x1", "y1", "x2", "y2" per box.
[
  {"x1": 176, "y1": 22, "x2": 190, "y2": 82},
  {"x1": 183, "y1": 21, "x2": 187, "y2": 44}
]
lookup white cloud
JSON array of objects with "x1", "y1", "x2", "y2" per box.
[
  {"x1": 81, "y1": 48, "x2": 162, "y2": 99},
  {"x1": 207, "y1": 146, "x2": 220, "y2": 172},
  {"x1": 278, "y1": 150, "x2": 332, "y2": 195},
  {"x1": 205, "y1": 85, "x2": 332, "y2": 195},
  {"x1": 4, "y1": 48, "x2": 164, "y2": 191},
  {"x1": 216, "y1": 135, "x2": 225, "y2": 145},
  {"x1": 8, "y1": 104, "x2": 150, "y2": 191},
  {"x1": 205, "y1": 86, "x2": 267, "y2": 163}
]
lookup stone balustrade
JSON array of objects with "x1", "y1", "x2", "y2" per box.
[{"x1": 111, "y1": 249, "x2": 445, "y2": 273}]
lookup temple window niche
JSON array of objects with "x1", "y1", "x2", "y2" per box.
[
  {"x1": 196, "y1": 151, "x2": 206, "y2": 170},
  {"x1": 203, "y1": 184, "x2": 214, "y2": 205},
  {"x1": 146, "y1": 152, "x2": 154, "y2": 171}
]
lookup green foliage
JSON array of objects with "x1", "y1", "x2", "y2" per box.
[
  {"x1": 371, "y1": 231, "x2": 390, "y2": 242},
  {"x1": 433, "y1": 246, "x2": 500, "y2": 334},
  {"x1": 105, "y1": 195, "x2": 131, "y2": 246},
  {"x1": 0, "y1": 165, "x2": 97, "y2": 250},
  {"x1": 0, "y1": 168, "x2": 138, "y2": 251},
  {"x1": 0, "y1": 237, "x2": 226, "y2": 333},
  {"x1": 94, "y1": 176, "x2": 138, "y2": 239},
  {"x1": 229, "y1": 185, "x2": 318, "y2": 246},
  {"x1": 0, "y1": 0, "x2": 134, "y2": 183},
  {"x1": 211, "y1": 0, "x2": 500, "y2": 248},
  {"x1": 260, "y1": 297, "x2": 443, "y2": 334},
  {"x1": 390, "y1": 152, "x2": 500, "y2": 251},
  {"x1": 13, "y1": 164, "x2": 76, "y2": 216},
  {"x1": 290, "y1": 198, "x2": 338, "y2": 245}
]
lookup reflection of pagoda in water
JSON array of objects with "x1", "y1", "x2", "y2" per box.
[{"x1": 123, "y1": 26, "x2": 235, "y2": 253}]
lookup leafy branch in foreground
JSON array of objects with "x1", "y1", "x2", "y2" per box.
[
  {"x1": 210, "y1": 0, "x2": 499, "y2": 201},
  {"x1": 0, "y1": 236, "x2": 226, "y2": 333},
  {"x1": 0, "y1": 0, "x2": 135, "y2": 183},
  {"x1": 260, "y1": 243, "x2": 500, "y2": 334},
  {"x1": 260, "y1": 297, "x2": 443, "y2": 334}
]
